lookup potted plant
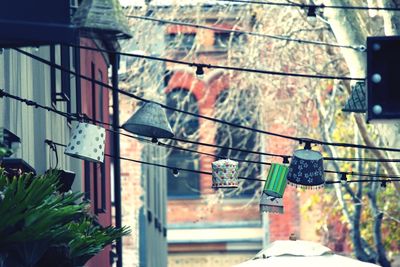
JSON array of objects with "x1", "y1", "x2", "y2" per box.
[{"x1": 0, "y1": 169, "x2": 130, "y2": 267}]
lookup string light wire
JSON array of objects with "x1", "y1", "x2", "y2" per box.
[
  {"x1": 1, "y1": 87, "x2": 399, "y2": 180},
  {"x1": 46, "y1": 139, "x2": 400, "y2": 185},
  {"x1": 3, "y1": 87, "x2": 400, "y2": 166},
  {"x1": 14, "y1": 48, "x2": 400, "y2": 155},
  {"x1": 1, "y1": 86, "x2": 400, "y2": 181},
  {"x1": 126, "y1": 14, "x2": 363, "y2": 51},
  {"x1": 218, "y1": 0, "x2": 400, "y2": 11},
  {"x1": 9, "y1": 48, "x2": 400, "y2": 155}
]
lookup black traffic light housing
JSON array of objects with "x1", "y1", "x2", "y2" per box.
[{"x1": 367, "y1": 36, "x2": 400, "y2": 122}]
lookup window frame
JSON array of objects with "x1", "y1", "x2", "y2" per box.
[{"x1": 166, "y1": 89, "x2": 201, "y2": 199}]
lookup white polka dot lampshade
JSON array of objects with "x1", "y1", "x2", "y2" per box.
[
  {"x1": 64, "y1": 122, "x2": 106, "y2": 163},
  {"x1": 211, "y1": 159, "x2": 239, "y2": 188}
]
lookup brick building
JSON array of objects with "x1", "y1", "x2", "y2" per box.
[{"x1": 120, "y1": 3, "x2": 315, "y2": 267}]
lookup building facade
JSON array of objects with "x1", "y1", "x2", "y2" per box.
[
  {"x1": 0, "y1": 1, "x2": 124, "y2": 266},
  {"x1": 121, "y1": 3, "x2": 303, "y2": 267}
]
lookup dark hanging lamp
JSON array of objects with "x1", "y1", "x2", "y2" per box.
[
  {"x1": 72, "y1": 0, "x2": 132, "y2": 39},
  {"x1": 122, "y1": 102, "x2": 174, "y2": 139},
  {"x1": 287, "y1": 148, "x2": 325, "y2": 189},
  {"x1": 342, "y1": 82, "x2": 366, "y2": 113},
  {"x1": 45, "y1": 169, "x2": 76, "y2": 193}
]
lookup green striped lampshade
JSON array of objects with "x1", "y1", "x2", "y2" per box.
[{"x1": 263, "y1": 163, "x2": 289, "y2": 198}]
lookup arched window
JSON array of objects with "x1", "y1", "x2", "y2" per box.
[
  {"x1": 166, "y1": 89, "x2": 200, "y2": 198},
  {"x1": 214, "y1": 90, "x2": 261, "y2": 197}
]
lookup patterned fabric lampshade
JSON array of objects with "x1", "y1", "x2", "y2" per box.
[
  {"x1": 287, "y1": 149, "x2": 324, "y2": 189},
  {"x1": 260, "y1": 193, "x2": 284, "y2": 214},
  {"x1": 212, "y1": 159, "x2": 239, "y2": 188},
  {"x1": 263, "y1": 163, "x2": 288, "y2": 198},
  {"x1": 65, "y1": 122, "x2": 106, "y2": 163}
]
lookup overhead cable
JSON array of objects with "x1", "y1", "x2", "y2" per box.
[
  {"x1": 14, "y1": 48, "x2": 400, "y2": 155},
  {"x1": 2, "y1": 88, "x2": 400, "y2": 179},
  {"x1": 218, "y1": 0, "x2": 400, "y2": 11},
  {"x1": 126, "y1": 14, "x2": 364, "y2": 51},
  {"x1": 47, "y1": 139, "x2": 400, "y2": 185},
  {"x1": 3, "y1": 86, "x2": 400, "y2": 166}
]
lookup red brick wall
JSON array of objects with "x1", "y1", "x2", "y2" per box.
[
  {"x1": 79, "y1": 38, "x2": 113, "y2": 267},
  {"x1": 165, "y1": 69, "x2": 301, "y2": 241},
  {"x1": 119, "y1": 96, "x2": 143, "y2": 265}
]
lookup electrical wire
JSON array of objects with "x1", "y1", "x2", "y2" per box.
[
  {"x1": 8, "y1": 45, "x2": 400, "y2": 155},
  {"x1": 2, "y1": 87, "x2": 400, "y2": 179},
  {"x1": 47, "y1": 139, "x2": 400, "y2": 185},
  {"x1": 4, "y1": 86, "x2": 400, "y2": 166},
  {"x1": 15, "y1": 47, "x2": 400, "y2": 154},
  {"x1": 14, "y1": 48, "x2": 400, "y2": 155},
  {"x1": 126, "y1": 14, "x2": 364, "y2": 51},
  {"x1": 68, "y1": 43, "x2": 363, "y2": 81},
  {"x1": 218, "y1": 0, "x2": 400, "y2": 11}
]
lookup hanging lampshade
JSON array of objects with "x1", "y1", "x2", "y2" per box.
[
  {"x1": 342, "y1": 82, "x2": 366, "y2": 113},
  {"x1": 260, "y1": 193, "x2": 284, "y2": 214},
  {"x1": 65, "y1": 122, "x2": 106, "y2": 163},
  {"x1": 287, "y1": 149, "x2": 324, "y2": 189},
  {"x1": 211, "y1": 159, "x2": 239, "y2": 188},
  {"x1": 263, "y1": 163, "x2": 288, "y2": 198},
  {"x1": 122, "y1": 102, "x2": 174, "y2": 139},
  {"x1": 72, "y1": 0, "x2": 132, "y2": 39}
]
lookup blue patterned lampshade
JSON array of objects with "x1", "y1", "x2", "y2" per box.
[
  {"x1": 260, "y1": 193, "x2": 284, "y2": 214},
  {"x1": 287, "y1": 149, "x2": 324, "y2": 189}
]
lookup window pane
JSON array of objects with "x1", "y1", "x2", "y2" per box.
[
  {"x1": 166, "y1": 89, "x2": 200, "y2": 198},
  {"x1": 166, "y1": 33, "x2": 196, "y2": 50},
  {"x1": 215, "y1": 90, "x2": 261, "y2": 197}
]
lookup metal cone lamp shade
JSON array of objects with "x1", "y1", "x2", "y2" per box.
[
  {"x1": 342, "y1": 82, "x2": 366, "y2": 113},
  {"x1": 212, "y1": 159, "x2": 239, "y2": 188},
  {"x1": 72, "y1": 0, "x2": 132, "y2": 39},
  {"x1": 260, "y1": 193, "x2": 284, "y2": 214},
  {"x1": 287, "y1": 149, "x2": 324, "y2": 189},
  {"x1": 122, "y1": 102, "x2": 174, "y2": 139},
  {"x1": 263, "y1": 163, "x2": 288, "y2": 198},
  {"x1": 65, "y1": 122, "x2": 106, "y2": 163}
]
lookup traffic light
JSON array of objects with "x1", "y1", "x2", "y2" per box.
[{"x1": 367, "y1": 36, "x2": 400, "y2": 121}]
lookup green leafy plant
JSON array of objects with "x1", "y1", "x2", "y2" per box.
[
  {"x1": 0, "y1": 170, "x2": 84, "y2": 266},
  {"x1": 0, "y1": 169, "x2": 130, "y2": 267},
  {"x1": 67, "y1": 217, "x2": 130, "y2": 266},
  {"x1": 0, "y1": 170, "x2": 84, "y2": 247}
]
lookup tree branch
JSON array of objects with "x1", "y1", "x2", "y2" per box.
[{"x1": 354, "y1": 114, "x2": 400, "y2": 193}]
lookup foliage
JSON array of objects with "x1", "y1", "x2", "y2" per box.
[
  {"x1": 67, "y1": 217, "x2": 131, "y2": 266},
  {"x1": 0, "y1": 169, "x2": 130, "y2": 267},
  {"x1": 0, "y1": 170, "x2": 84, "y2": 247}
]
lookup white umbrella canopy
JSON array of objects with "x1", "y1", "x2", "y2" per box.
[{"x1": 234, "y1": 240, "x2": 380, "y2": 267}]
